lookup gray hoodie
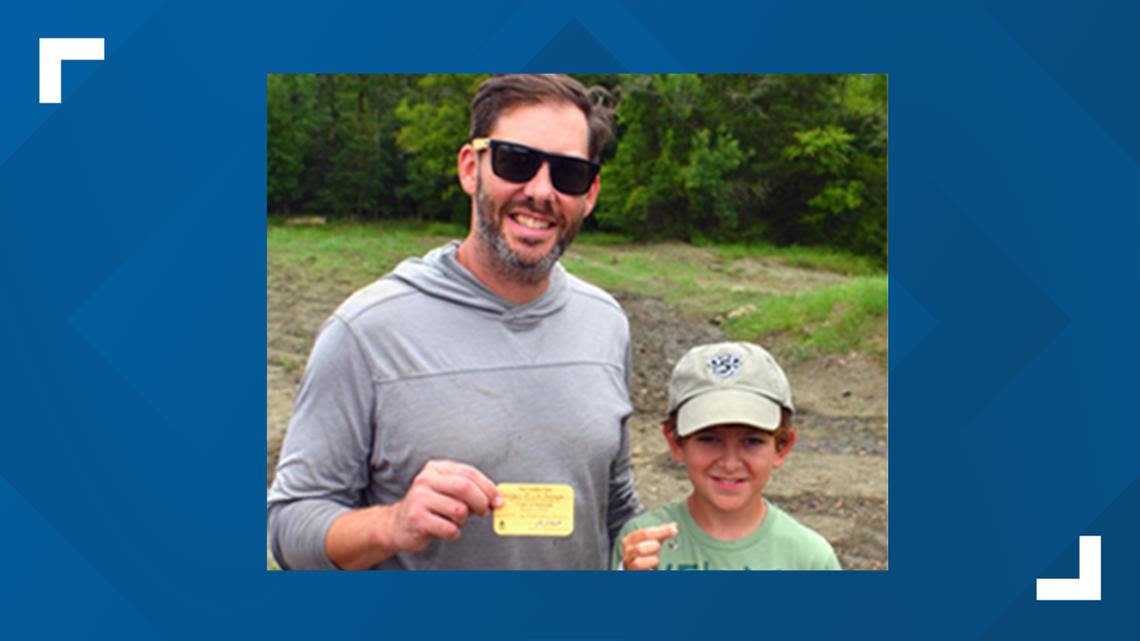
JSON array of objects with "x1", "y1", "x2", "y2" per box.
[{"x1": 268, "y1": 242, "x2": 641, "y2": 569}]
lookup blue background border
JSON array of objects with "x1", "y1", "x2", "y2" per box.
[{"x1": 2, "y1": 2, "x2": 1137, "y2": 639}]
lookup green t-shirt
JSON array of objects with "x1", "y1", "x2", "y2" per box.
[{"x1": 612, "y1": 498, "x2": 841, "y2": 570}]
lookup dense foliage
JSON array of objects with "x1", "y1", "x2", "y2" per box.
[{"x1": 267, "y1": 74, "x2": 887, "y2": 262}]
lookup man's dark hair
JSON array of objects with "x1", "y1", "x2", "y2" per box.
[{"x1": 469, "y1": 74, "x2": 614, "y2": 162}]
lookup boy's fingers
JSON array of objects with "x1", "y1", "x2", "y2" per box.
[
  {"x1": 624, "y1": 522, "x2": 679, "y2": 546},
  {"x1": 626, "y1": 554, "x2": 660, "y2": 571},
  {"x1": 633, "y1": 540, "x2": 662, "y2": 557},
  {"x1": 622, "y1": 524, "x2": 679, "y2": 570}
]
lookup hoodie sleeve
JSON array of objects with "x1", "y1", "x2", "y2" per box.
[
  {"x1": 267, "y1": 315, "x2": 377, "y2": 570},
  {"x1": 606, "y1": 333, "x2": 643, "y2": 544}
]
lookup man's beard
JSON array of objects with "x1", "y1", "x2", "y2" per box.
[{"x1": 474, "y1": 176, "x2": 582, "y2": 286}]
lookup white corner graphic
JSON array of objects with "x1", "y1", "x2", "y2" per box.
[
  {"x1": 1036, "y1": 535, "x2": 1101, "y2": 601},
  {"x1": 39, "y1": 38, "x2": 105, "y2": 104}
]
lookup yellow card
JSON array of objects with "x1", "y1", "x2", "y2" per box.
[{"x1": 493, "y1": 483, "x2": 574, "y2": 537}]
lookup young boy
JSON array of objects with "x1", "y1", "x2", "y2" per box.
[{"x1": 614, "y1": 341, "x2": 841, "y2": 570}]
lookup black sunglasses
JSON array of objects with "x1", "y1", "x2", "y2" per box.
[{"x1": 471, "y1": 138, "x2": 599, "y2": 196}]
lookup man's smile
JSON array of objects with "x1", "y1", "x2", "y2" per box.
[{"x1": 510, "y1": 211, "x2": 555, "y2": 230}]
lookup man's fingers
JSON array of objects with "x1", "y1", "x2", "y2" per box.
[
  {"x1": 399, "y1": 489, "x2": 463, "y2": 542},
  {"x1": 414, "y1": 490, "x2": 471, "y2": 527},
  {"x1": 412, "y1": 458, "x2": 497, "y2": 513},
  {"x1": 392, "y1": 460, "x2": 501, "y2": 551},
  {"x1": 438, "y1": 473, "x2": 497, "y2": 516},
  {"x1": 410, "y1": 509, "x2": 462, "y2": 542},
  {"x1": 450, "y1": 464, "x2": 503, "y2": 511},
  {"x1": 419, "y1": 460, "x2": 500, "y2": 516}
]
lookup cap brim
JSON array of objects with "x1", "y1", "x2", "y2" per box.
[{"x1": 676, "y1": 388, "x2": 782, "y2": 437}]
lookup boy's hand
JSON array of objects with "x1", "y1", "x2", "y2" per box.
[{"x1": 620, "y1": 522, "x2": 679, "y2": 570}]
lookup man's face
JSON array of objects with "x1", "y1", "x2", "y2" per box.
[
  {"x1": 666, "y1": 424, "x2": 792, "y2": 516},
  {"x1": 460, "y1": 101, "x2": 599, "y2": 285}
]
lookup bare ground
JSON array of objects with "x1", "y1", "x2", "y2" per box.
[{"x1": 267, "y1": 252, "x2": 888, "y2": 570}]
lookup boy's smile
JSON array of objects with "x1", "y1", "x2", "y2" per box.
[
  {"x1": 712, "y1": 476, "x2": 747, "y2": 491},
  {"x1": 666, "y1": 423, "x2": 794, "y2": 537}
]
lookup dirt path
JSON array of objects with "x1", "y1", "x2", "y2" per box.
[{"x1": 267, "y1": 256, "x2": 888, "y2": 570}]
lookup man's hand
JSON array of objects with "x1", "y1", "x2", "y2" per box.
[
  {"x1": 386, "y1": 459, "x2": 504, "y2": 552},
  {"x1": 620, "y1": 522, "x2": 679, "y2": 570},
  {"x1": 326, "y1": 459, "x2": 502, "y2": 569}
]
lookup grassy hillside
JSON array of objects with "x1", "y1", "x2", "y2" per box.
[{"x1": 267, "y1": 219, "x2": 888, "y2": 363}]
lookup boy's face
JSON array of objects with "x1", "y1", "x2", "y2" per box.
[{"x1": 665, "y1": 423, "x2": 795, "y2": 515}]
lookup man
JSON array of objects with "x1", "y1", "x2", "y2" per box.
[{"x1": 267, "y1": 74, "x2": 642, "y2": 570}]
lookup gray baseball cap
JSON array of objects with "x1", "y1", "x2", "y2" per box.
[{"x1": 668, "y1": 341, "x2": 794, "y2": 437}]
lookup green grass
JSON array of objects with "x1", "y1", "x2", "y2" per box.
[
  {"x1": 269, "y1": 355, "x2": 302, "y2": 374},
  {"x1": 724, "y1": 276, "x2": 888, "y2": 361},
  {"x1": 575, "y1": 230, "x2": 635, "y2": 246},
  {"x1": 268, "y1": 219, "x2": 887, "y2": 362},
  {"x1": 703, "y1": 240, "x2": 884, "y2": 276},
  {"x1": 561, "y1": 247, "x2": 712, "y2": 302},
  {"x1": 562, "y1": 242, "x2": 888, "y2": 362},
  {"x1": 267, "y1": 218, "x2": 465, "y2": 280}
]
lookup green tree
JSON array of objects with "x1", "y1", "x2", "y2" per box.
[
  {"x1": 395, "y1": 74, "x2": 488, "y2": 222},
  {"x1": 267, "y1": 75, "x2": 316, "y2": 214},
  {"x1": 267, "y1": 73, "x2": 888, "y2": 262},
  {"x1": 684, "y1": 126, "x2": 751, "y2": 237}
]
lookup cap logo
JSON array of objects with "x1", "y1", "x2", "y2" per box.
[{"x1": 708, "y1": 353, "x2": 742, "y2": 379}]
